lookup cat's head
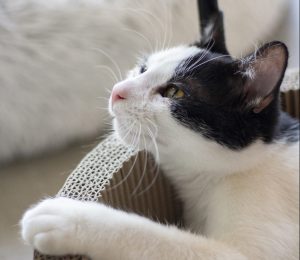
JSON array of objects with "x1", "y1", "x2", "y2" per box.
[{"x1": 109, "y1": 5, "x2": 288, "y2": 170}]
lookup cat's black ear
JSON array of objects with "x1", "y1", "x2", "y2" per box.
[
  {"x1": 197, "y1": 0, "x2": 228, "y2": 55},
  {"x1": 237, "y1": 41, "x2": 288, "y2": 113}
]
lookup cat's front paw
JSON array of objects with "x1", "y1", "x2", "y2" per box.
[{"x1": 21, "y1": 197, "x2": 87, "y2": 256}]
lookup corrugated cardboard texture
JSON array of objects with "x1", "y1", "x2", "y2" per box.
[
  {"x1": 34, "y1": 89, "x2": 299, "y2": 260},
  {"x1": 100, "y1": 152, "x2": 183, "y2": 225},
  {"x1": 33, "y1": 151, "x2": 183, "y2": 260}
]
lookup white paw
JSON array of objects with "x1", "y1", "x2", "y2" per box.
[{"x1": 21, "y1": 197, "x2": 87, "y2": 256}]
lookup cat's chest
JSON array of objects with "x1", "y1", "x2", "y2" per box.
[
  {"x1": 161, "y1": 164, "x2": 227, "y2": 235},
  {"x1": 177, "y1": 176, "x2": 229, "y2": 235},
  {"x1": 161, "y1": 162, "x2": 237, "y2": 236}
]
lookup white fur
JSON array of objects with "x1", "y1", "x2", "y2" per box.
[
  {"x1": 21, "y1": 46, "x2": 299, "y2": 259},
  {"x1": 0, "y1": 0, "x2": 287, "y2": 164},
  {"x1": 21, "y1": 197, "x2": 246, "y2": 259}
]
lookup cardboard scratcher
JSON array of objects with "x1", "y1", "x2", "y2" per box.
[
  {"x1": 34, "y1": 69, "x2": 299, "y2": 260},
  {"x1": 34, "y1": 137, "x2": 183, "y2": 260}
]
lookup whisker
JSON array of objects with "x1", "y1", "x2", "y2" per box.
[
  {"x1": 114, "y1": 120, "x2": 136, "y2": 144},
  {"x1": 146, "y1": 125, "x2": 160, "y2": 163},
  {"x1": 136, "y1": 156, "x2": 160, "y2": 197},
  {"x1": 119, "y1": 6, "x2": 162, "y2": 53},
  {"x1": 105, "y1": 88, "x2": 113, "y2": 96},
  {"x1": 131, "y1": 131, "x2": 148, "y2": 196},
  {"x1": 189, "y1": 54, "x2": 231, "y2": 73},
  {"x1": 160, "y1": 0, "x2": 168, "y2": 51},
  {"x1": 105, "y1": 123, "x2": 140, "y2": 191},
  {"x1": 92, "y1": 48, "x2": 123, "y2": 81},
  {"x1": 96, "y1": 96, "x2": 109, "y2": 101},
  {"x1": 165, "y1": 0, "x2": 174, "y2": 50},
  {"x1": 96, "y1": 106, "x2": 110, "y2": 111},
  {"x1": 95, "y1": 65, "x2": 119, "y2": 84},
  {"x1": 106, "y1": 149, "x2": 139, "y2": 191},
  {"x1": 145, "y1": 118, "x2": 158, "y2": 136},
  {"x1": 122, "y1": 28, "x2": 154, "y2": 53},
  {"x1": 182, "y1": 38, "x2": 215, "y2": 74}
]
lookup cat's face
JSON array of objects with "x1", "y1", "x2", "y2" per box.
[
  {"x1": 109, "y1": 42, "x2": 288, "y2": 159},
  {"x1": 109, "y1": 45, "x2": 202, "y2": 150}
]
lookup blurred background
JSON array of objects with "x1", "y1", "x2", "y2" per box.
[{"x1": 0, "y1": 0, "x2": 299, "y2": 259}]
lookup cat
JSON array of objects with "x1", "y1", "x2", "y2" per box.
[
  {"x1": 0, "y1": 0, "x2": 289, "y2": 165},
  {"x1": 21, "y1": 1, "x2": 299, "y2": 259}
]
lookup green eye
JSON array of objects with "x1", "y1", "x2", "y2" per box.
[{"x1": 164, "y1": 85, "x2": 185, "y2": 99}]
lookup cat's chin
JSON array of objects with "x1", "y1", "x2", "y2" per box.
[
  {"x1": 113, "y1": 121, "x2": 155, "y2": 154},
  {"x1": 112, "y1": 119, "x2": 137, "y2": 150},
  {"x1": 117, "y1": 132, "x2": 139, "y2": 150},
  {"x1": 115, "y1": 132, "x2": 152, "y2": 152}
]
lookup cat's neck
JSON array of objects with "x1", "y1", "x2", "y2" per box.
[
  {"x1": 153, "y1": 112, "x2": 298, "y2": 179},
  {"x1": 156, "y1": 126, "x2": 298, "y2": 233},
  {"x1": 157, "y1": 131, "x2": 279, "y2": 179}
]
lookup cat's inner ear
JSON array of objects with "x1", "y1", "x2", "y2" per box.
[
  {"x1": 238, "y1": 42, "x2": 288, "y2": 113},
  {"x1": 197, "y1": 0, "x2": 228, "y2": 55}
]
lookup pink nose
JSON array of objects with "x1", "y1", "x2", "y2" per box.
[
  {"x1": 111, "y1": 84, "x2": 129, "y2": 105},
  {"x1": 111, "y1": 91, "x2": 126, "y2": 104}
]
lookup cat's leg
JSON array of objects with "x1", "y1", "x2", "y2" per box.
[{"x1": 21, "y1": 197, "x2": 246, "y2": 260}]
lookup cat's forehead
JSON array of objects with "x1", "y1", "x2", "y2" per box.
[{"x1": 147, "y1": 46, "x2": 201, "y2": 73}]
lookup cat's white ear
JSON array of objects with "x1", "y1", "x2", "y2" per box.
[{"x1": 239, "y1": 41, "x2": 288, "y2": 113}]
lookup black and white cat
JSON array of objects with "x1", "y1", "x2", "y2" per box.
[
  {"x1": 0, "y1": 0, "x2": 290, "y2": 165},
  {"x1": 21, "y1": 1, "x2": 299, "y2": 259}
]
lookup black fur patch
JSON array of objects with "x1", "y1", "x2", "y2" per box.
[
  {"x1": 275, "y1": 112, "x2": 299, "y2": 143},
  {"x1": 167, "y1": 50, "x2": 299, "y2": 150}
]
